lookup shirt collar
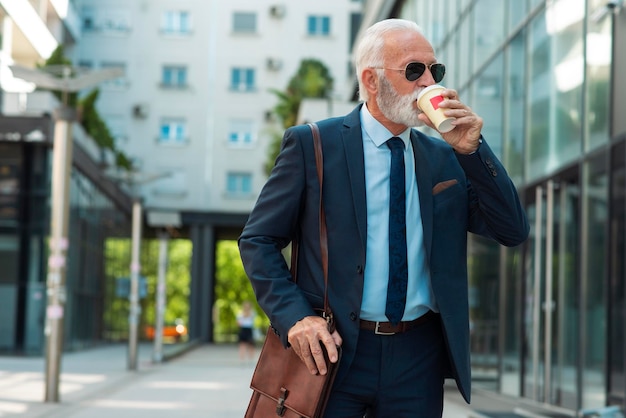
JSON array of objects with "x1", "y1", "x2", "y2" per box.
[{"x1": 361, "y1": 103, "x2": 411, "y2": 149}]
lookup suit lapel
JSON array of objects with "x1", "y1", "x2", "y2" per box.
[
  {"x1": 342, "y1": 106, "x2": 367, "y2": 251},
  {"x1": 410, "y1": 130, "x2": 433, "y2": 261}
]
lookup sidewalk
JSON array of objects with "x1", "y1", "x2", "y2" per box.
[{"x1": 0, "y1": 342, "x2": 477, "y2": 417}]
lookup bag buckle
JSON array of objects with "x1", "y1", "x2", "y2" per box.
[
  {"x1": 276, "y1": 387, "x2": 288, "y2": 416},
  {"x1": 374, "y1": 322, "x2": 395, "y2": 335}
]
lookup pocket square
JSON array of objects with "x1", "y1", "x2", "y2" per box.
[{"x1": 432, "y1": 179, "x2": 459, "y2": 195}]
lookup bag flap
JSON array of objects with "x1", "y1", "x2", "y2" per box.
[{"x1": 249, "y1": 328, "x2": 339, "y2": 417}]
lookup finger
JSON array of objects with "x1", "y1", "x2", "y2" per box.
[
  {"x1": 308, "y1": 338, "x2": 328, "y2": 375},
  {"x1": 442, "y1": 88, "x2": 458, "y2": 99},
  {"x1": 319, "y1": 333, "x2": 340, "y2": 364},
  {"x1": 331, "y1": 330, "x2": 343, "y2": 349},
  {"x1": 297, "y1": 343, "x2": 321, "y2": 375},
  {"x1": 442, "y1": 107, "x2": 474, "y2": 124}
]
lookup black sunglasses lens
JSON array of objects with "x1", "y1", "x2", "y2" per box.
[
  {"x1": 404, "y1": 63, "x2": 446, "y2": 82},
  {"x1": 405, "y1": 62, "x2": 426, "y2": 81},
  {"x1": 431, "y1": 64, "x2": 446, "y2": 82}
]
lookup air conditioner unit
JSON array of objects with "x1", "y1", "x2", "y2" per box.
[
  {"x1": 132, "y1": 103, "x2": 149, "y2": 119},
  {"x1": 266, "y1": 57, "x2": 283, "y2": 71},
  {"x1": 269, "y1": 5, "x2": 286, "y2": 18}
]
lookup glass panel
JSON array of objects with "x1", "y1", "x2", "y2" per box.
[
  {"x1": 233, "y1": 12, "x2": 256, "y2": 33},
  {"x1": 322, "y1": 17, "x2": 330, "y2": 35},
  {"x1": 504, "y1": 30, "x2": 525, "y2": 184},
  {"x1": 473, "y1": 0, "x2": 505, "y2": 73},
  {"x1": 458, "y1": 16, "x2": 472, "y2": 87},
  {"x1": 307, "y1": 16, "x2": 315, "y2": 35},
  {"x1": 473, "y1": 53, "x2": 504, "y2": 158},
  {"x1": 229, "y1": 119, "x2": 254, "y2": 146},
  {"x1": 530, "y1": 0, "x2": 543, "y2": 9},
  {"x1": 468, "y1": 236, "x2": 501, "y2": 390},
  {"x1": 179, "y1": 11, "x2": 190, "y2": 33},
  {"x1": 501, "y1": 245, "x2": 524, "y2": 396},
  {"x1": 526, "y1": 6, "x2": 584, "y2": 182},
  {"x1": 523, "y1": 191, "x2": 545, "y2": 400},
  {"x1": 0, "y1": 144, "x2": 21, "y2": 227},
  {"x1": 306, "y1": 16, "x2": 331, "y2": 36},
  {"x1": 231, "y1": 68, "x2": 240, "y2": 88},
  {"x1": 508, "y1": 0, "x2": 528, "y2": 33},
  {"x1": 446, "y1": 30, "x2": 459, "y2": 89},
  {"x1": 430, "y1": 1, "x2": 444, "y2": 47},
  {"x1": 585, "y1": 0, "x2": 612, "y2": 150},
  {"x1": 522, "y1": 177, "x2": 580, "y2": 406},
  {"x1": 551, "y1": 178, "x2": 579, "y2": 408},
  {"x1": 446, "y1": 0, "x2": 459, "y2": 35},
  {"x1": 581, "y1": 156, "x2": 608, "y2": 408},
  {"x1": 0, "y1": 235, "x2": 18, "y2": 284},
  {"x1": 245, "y1": 69, "x2": 254, "y2": 89},
  {"x1": 608, "y1": 142, "x2": 626, "y2": 403}
]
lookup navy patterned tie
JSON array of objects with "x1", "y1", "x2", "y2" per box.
[{"x1": 385, "y1": 137, "x2": 408, "y2": 325}]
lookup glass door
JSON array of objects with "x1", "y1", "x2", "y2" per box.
[{"x1": 523, "y1": 175, "x2": 580, "y2": 408}]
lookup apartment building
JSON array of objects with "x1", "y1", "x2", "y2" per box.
[{"x1": 75, "y1": 0, "x2": 362, "y2": 212}]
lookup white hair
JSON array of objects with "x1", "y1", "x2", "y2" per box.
[{"x1": 354, "y1": 19, "x2": 424, "y2": 102}]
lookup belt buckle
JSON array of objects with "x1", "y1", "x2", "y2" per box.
[{"x1": 374, "y1": 321, "x2": 395, "y2": 335}]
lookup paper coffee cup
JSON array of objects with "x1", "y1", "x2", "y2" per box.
[{"x1": 417, "y1": 84, "x2": 456, "y2": 133}]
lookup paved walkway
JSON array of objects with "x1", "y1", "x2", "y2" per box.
[{"x1": 0, "y1": 342, "x2": 477, "y2": 417}]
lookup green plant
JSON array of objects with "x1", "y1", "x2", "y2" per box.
[
  {"x1": 266, "y1": 59, "x2": 334, "y2": 175},
  {"x1": 41, "y1": 45, "x2": 133, "y2": 171},
  {"x1": 214, "y1": 240, "x2": 268, "y2": 342}
]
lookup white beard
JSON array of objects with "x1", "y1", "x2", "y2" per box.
[{"x1": 377, "y1": 76, "x2": 425, "y2": 128}]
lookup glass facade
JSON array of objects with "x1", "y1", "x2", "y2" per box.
[
  {"x1": 398, "y1": 0, "x2": 620, "y2": 411},
  {"x1": 0, "y1": 137, "x2": 130, "y2": 354},
  {"x1": 65, "y1": 170, "x2": 129, "y2": 350}
]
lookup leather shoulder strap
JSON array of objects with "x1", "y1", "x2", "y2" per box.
[{"x1": 290, "y1": 123, "x2": 332, "y2": 326}]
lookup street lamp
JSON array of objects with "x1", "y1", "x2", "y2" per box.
[{"x1": 10, "y1": 64, "x2": 123, "y2": 403}]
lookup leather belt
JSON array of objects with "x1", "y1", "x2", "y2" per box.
[{"x1": 359, "y1": 311, "x2": 437, "y2": 335}]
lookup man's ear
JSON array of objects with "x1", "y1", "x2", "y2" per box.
[{"x1": 361, "y1": 68, "x2": 378, "y2": 96}]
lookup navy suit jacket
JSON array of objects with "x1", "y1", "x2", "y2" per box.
[{"x1": 239, "y1": 104, "x2": 529, "y2": 403}]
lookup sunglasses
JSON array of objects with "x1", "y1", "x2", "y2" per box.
[{"x1": 373, "y1": 62, "x2": 446, "y2": 83}]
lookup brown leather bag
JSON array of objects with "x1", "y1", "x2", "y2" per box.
[{"x1": 244, "y1": 123, "x2": 341, "y2": 418}]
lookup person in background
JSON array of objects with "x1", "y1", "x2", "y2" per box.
[
  {"x1": 236, "y1": 301, "x2": 256, "y2": 363},
  {"x1": 239, "y1": 18, "x2": 529, "y2": 417}
]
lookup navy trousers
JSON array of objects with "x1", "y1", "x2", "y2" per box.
[{"x1": 323, "y1": 314, "x2": 448, "y2": 418}]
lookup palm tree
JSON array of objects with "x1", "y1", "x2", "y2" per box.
[{"x1": 265, "y1": 59, "x2": 334, "y2": 175}]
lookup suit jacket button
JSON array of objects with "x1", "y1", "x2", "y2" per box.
[
  {"x1": 356, "y1": 265, "x2": 363, "y2": 274},
  {"x1": 350, "y1": 312, "x2": 357, "y2": 321}
]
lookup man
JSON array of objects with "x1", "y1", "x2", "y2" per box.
[{"x1": 239, "y1": 18, "x2": 529, "y2": 417}]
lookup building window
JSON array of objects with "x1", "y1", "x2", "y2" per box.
[
  {"x1": 233, "y1": 12, "x2": 257, "y2": 33},
  {"x1": 161, "y1": 11, "x2": 191, "y2": 34},
  {"x1": 161, "y1": 65, "x2": 188, "y2": 88},
  {"x1": 307, "y1": 15, "x2": 330, "y2": 36},
  {"x1": 101, "y1": 62, "x2": 127, "y2": 88},
  {"x1": 230, "y1": 68, "x2": 255, "y2": 92},
  {"x1": 81, "y1": 7, "x2": 131, "y2": 32},
  {"x1": 101, "y1": 11, "x2": 131, "y2": 32},
  {"x1": 226, "y1": 172, "x2": 252, "y2": 196},
  {"x1": 228, "y1": 120, "x2": 255, "y2": 146},
  {"x1": 159, "y1": 118, "x2": 187, "y2": 144}
]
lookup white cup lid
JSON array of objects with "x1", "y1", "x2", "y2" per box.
[{"x1": 417, "y1": 84, "x2": 445, "y2": 102}]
